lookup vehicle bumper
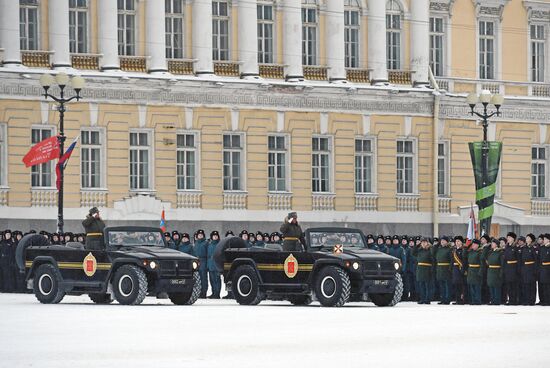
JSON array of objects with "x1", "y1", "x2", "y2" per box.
[
  {"x1": 153, "y1": 278, "x2": 194, "y2": 293},
  {"x1": 359, "y1": 278, "x2": 398, "y2": 294}
]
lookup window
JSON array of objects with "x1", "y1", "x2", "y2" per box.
[
  {"x1": 223, "y1": 134, "x2": 243, "y2": 191},
  {"x1": 20, "y1": 0, "x2": 39, "y2": 51},
  {"x1": 176, "y1": 133, "x2": 197, "y2": 190},
  {"x1": 69, "y1": 0, "x2": 88, "y2": 54},
  {"x1": 257, "y1": 2, "x2": 274, "y2": 64},
  {"x1": 532, "y1": 146, "x2": 546, "y2": 198},
  {"x1": 302, "y1": 1, "x2": 318, "y2": 66},
  {"x1": 81, "y1": 129, "x2": 102, "y2": 189},
  {"x1": 129, "y1": 131, "x2": 151, "y2": 190},
  {"x1": 344, "y1": 1, "x2": 360, "y2": 68},
  {"x1": 212, "y1": 0, "x2": 230, "y2": 61},
  {"x1": 479, "y1": 20, "x2": 495, "y2": 79},
  {"x1": 312, "y1": 136, "x2": 331, "y2": 193},
  {"x1": 118, "y1": 0, "x2": 136, "y2": 56},
  {"x1": 166, "y1": 0, "x2": 184, "y2": 59},
  {"x1": 430, "y1": 17, "x2": 444, "y2": 77},
  {"x1": 531, "y1": 24, "x2": 545, "y2": 83},
  {"x1": 0, "y1": 124, "x2": 6, "y2": 187},
  {"x1": 268, "y1": 135, "x2": 287, "y2": 192},
  {"x1": 396, "y1": 140, "x2": 415, "y2": 194},
  {"x1": 437, "y1": 142, "x2": 449, "y2": 196},
  {"x1": 355, "y1": 138, "x2": 374, "y2": 193},
  {"x1": 31, "y1": 127, "x2": 54, "y2": 188},
  {"x1": 386, "y1": 0, "x2": 402, "y2": 70}
]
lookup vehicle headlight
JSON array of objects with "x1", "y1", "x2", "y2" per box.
[
  {"x1": 149, "y1": 261, "x2": 157, "y2": 270},
  {"x1": 352, "y1": 262, "x2": 360, "y2": 270},
  {"x1": 394, "y1": 262, "x2": 400, "y2": 270},
  {"x1": 192, "y1": 261, "x2": 198, "y2": 270}
]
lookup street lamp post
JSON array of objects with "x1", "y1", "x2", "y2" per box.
[
  {"x1": 39, "y1": 73, "x2": 85, "y2": 234},
  {"x1": 466, "y1": 90, "x2": 504, "y2": 236}
]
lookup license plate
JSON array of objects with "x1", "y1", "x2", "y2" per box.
[
  {"x1": 170, "y1": 279, "x2": 186, "y2": 285},
  {"x1": 374, "y1": 280, "x2": 389, "y2": 286}
]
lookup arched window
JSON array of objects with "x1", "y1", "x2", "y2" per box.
[
  {"x1": 258, "y1": 0, "x2": 275, "y2": 64},
  {"x1": 212, "y1": 0, "x2": 230, "y2": 61},
  {"x1": 302, "y1": 0, "x2": 318, "y2": 65},
  {"x1": 386, "y1": 0, "x2": 402, "y2": 70},
  {"x1": 165, "y1": 0, "x2": 185, "y2": 59},
  {"x1": 344, "y1": 0, "x2": 361, "y2": 68}
]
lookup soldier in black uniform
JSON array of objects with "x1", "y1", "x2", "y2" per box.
[
  {"x1": 82, "y1": 207, "x2": 106, "y2": 250},
  {"x1": 503, "y1": 232, "x2": 519, "y2": 305},
  {"x1": 518, "y1": 236, "x2": 537, "y2": 305},
  {"x1": 0, "y1": 230, "x2": 15, "y2": 292},
  {"x1": 451, "y1": 236, "x2": 467, "y2": 305},
  {"x1": 539, "y1": 234, "x2": 550, "y2": 306},
  {"x1": 280, "y1": 212, "x2": 305, "y2": 252}
]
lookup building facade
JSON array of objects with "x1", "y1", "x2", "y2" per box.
[{"x1": 1, "y1": 0, "x2": 550, "y2": 236}]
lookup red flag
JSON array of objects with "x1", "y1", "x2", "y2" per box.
[
  {"x1": 22, "y1": 136, "x2": 60, "y2": 167},
  {"x1": 465, "y1": 204, "x2": 477, "y2": 247},
  {"x1": 160, "y1": 209, "x2": 167, "y2": 232}
]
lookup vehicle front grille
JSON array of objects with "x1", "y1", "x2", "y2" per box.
[
  {"x1": 363, "y1": 261, "x2": 396, "y2": 278},
  {"x1": 159, "y1": 260, "x2": 192, "y2": 278}
]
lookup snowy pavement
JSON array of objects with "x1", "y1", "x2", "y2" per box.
[{"x1": 1, "y1": 293, "x2": 549, "y2": 368}]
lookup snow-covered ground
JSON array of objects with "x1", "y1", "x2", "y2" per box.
[{"x1": 1, "y1": 293, "x2": 549, "y2": 368}]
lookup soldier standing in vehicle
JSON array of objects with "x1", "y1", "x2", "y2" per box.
[
  {"x1": 280, "y1": 212, "x2": 305, "y2": 252},
  {"x1": 434, "y1": 236, "x2": 452, "y2": 304},
  {"x1": 82, "y1": 207, "x2": 105, "y2": 250},
  {"x1": 412, "y1": 237, "x2": 434, "y2": 304}
]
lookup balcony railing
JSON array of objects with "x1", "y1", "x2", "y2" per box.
[
  {"x1": 259, "y1": 63, "x2": 285, "y2": 79},
  {"x1": 303, "y1": 65, "x2": 328, "y2": 81},
  {"x1": 168, "y1": 59, "x2": 195, "y2": 75},
  {"x1": 0, "y1": 188, "x2": 8, "y2": 206},
  {"x1": 214, "y1": 61, "x2": 240, "y2": 77},
  {"x1": 312, "y1": 193, "x2": 335, "y2": 211},
  {"x1": 177, "y1": 191, "x2": 202, "y2": 208},
  {"x1": 532, "y1": 84, "x2": 550, "y2": 97},
  {"x1": 80, "y1": 189, "x2": 107, "y2": 208},
  {"x1": 223, "y1": 191, "x2": 247, "y2": 210},
  {"x1": 531, "y1": 199, "x2": 550, "y2": 216},
  {"x1": 31, "y1": 188, "x2": 57, "y2": 207},
  {"x1": 71, "y1": 53, "x2": 100, "y2": 70},
  {"x1": 346, "y1": 68, "x2": 370, "y2": 84},
  {"x1": 268, "y1": 192, "x2": 292, "y2": 210},
  {"x1": 480, "y1": 82, "x2": 501, "y2": 94},
  {"x1": 438, "y1": 197, "x2": 451, "y2": 214},
  {"x1": 388, "y1": 70, "x2": 412, "y2": 85},
  {"x1": 396, "y1": 194, "x2": 420, "y2": 212},
  {"x1": 21, "y1": 51, "x2": 51, "y2": 68},
  {"x1": 120, "y1": 56, "x2": 147, "y2": 72},
  {"x1": 355, "y1": 194, "x2": 378, "y2": 211}
]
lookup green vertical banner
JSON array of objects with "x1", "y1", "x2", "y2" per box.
[{"x1": 469, "y1": 141, "x2": 502, "y2": 236}]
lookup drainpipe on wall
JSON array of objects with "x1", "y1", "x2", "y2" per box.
[{"x1": 429, "y1": 68, "x2": 440, "y2": 237}]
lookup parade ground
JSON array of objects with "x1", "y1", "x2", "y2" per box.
[{"x1": 0, "y1": 293, "x2": 549, "y2": 368}]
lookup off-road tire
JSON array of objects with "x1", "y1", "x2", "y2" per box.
[
  {"x1": 314, "y1": 266, "x2": 350, "y2": 307},
  {"x1": 232, "y1": 265, "x2": 263, "y2": 305},
  {"x1": 370, "y1": 273, "x2": 404, "y2": 307},
  {"x1": 169, "y1": 272, "x2": 201, "y2": 305},
  {"x1": 112, "y1": 265, "x2": 148, "y2": 305},
  {"x1": 89, "y1": 293, "x2": 113, "y2": 304},
  {"x1": 33, "y1": 263, "x2": 65, "y2": 304},
  {"x1": 288, "y1": 295, "x2": 313, "y2": 306}
]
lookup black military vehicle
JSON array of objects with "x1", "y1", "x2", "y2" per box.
[
  {"x1": 222, "y1": 227, "x2": 403, "y2": 307},
  {"x1": 17, "y1": 226, "x2": 201, "y2": 305}
]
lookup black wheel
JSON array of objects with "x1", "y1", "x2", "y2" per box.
[
  {"x1": 33, "y1": 264, "x2": 65, "y2": 304},
  {"x1": 370, "y1": 273, "x2": 404, "y2": 307},
  {"x1": 112, "y1": 265, "x2": 148, "y2": 305},
  {"x1": 169, "y1": 272, "x2": 201, "y2": 305},
  {"x1": 314, "y1": 266, "x2": 350, "y2": 307},
  {"x1": 89, "y1": 293, "x2": 113, "y2": 304},
  {"x1": 288, "y1": 295, "x2": 312, "y2": 306},
  {"x1": 231, "y1": 265, "x2": 263, "y2": 305}
]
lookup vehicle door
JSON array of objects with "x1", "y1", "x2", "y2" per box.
[{"x1": 53, "y1": 245, "x2": 111, "y2": 283}]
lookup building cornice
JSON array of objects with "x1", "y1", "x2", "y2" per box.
[
  {"x1": 472, "y1": 0, "x2": 511, "y2": 20},
  {"x1": 430, "y1": 0, "x2": 456, "y2": 16},
  {"x1": 523, "y1": 0, "x2": 550, "y2": 21}
]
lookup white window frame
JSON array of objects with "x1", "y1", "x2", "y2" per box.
[
  {"x1": 118, "y1": 0, "x2": 137, "y2": 56},
  {"x1": 396, "y1": 138, "x2": 418, "y2": 195},
  {"x1": 222, "y1": 132, "x2": 246, "y2": 192},
  {"x1": 212, "y1": 0, "x2": 231, "y2": 61},
  {"x1": 354, "y1": 136, "x2": 376, "y2": 194},
  {"x1": 311, "y1": 135, "x2": 333, "y2": 193},
  {"x1": 386, "y1": 0, "x2": 402, "y2": 71},
  {"x1": 301, "y1": 0, "x2": 319, "y2": 66},
  {"x1": 344, "y1": 1, "x2": 361, "y2": 69},
  {"x1": 477, "y1": 18, "x2": 500, "y2": 80},
  {"x1": 529, "y1": 23, "x2": 546, "y2": 83},
  {"x1": 176, "y1": 130, "x2": 200, "y2": 191},
  {"x1": 80, "y1": 128, "x2": 106, "y2": 190},
  {"x1": 437, "y1": 140, "x2": 450, "y2": 197},
  {"x1": 129, "y1": 129, "x2": 154, "y2": 191},
  {"x1": 531, "y1": 145, "x2": 548, "y2": 199},
  {"x1": 30, "y1": 125, "x2": 56, "y2": 189},
  {"x1": 257, "y1": 1, "x2": 275, "y2": 64},
  {"x1": 19, "y1": 0, "x2": 40, "y2": 51},
  {"x1": 165, "y1": 0, "x2": 185, "y2": 59},
  {"x1": 69, "y1": 0, "x2": 90, "y2": 54},
  {"x1": 0, "y1": 124, "x2": 7, "y2": 187},
  {"x1": 268, "y1": 134, "x2": 291, "y2": 193},
  {"x1": 429, "y1": 16, "x2": 446, "y2": 77}
]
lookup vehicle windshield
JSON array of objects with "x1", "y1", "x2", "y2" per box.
[
  {"x1": 309, "y1": 232, "x2": 366, "y2": 249},
  {"x1": 107, "y1": 231, "x2": 164, "y2": 247}
]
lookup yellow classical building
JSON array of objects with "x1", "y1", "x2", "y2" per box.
[{"x1": 1, "y1": 0, "x2": 550, "y2": 236}]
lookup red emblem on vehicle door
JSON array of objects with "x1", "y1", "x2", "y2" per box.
[
  {"x1": 284, "y1": 254, "x2": 299, "y2": 278},
  {"x1": 83, "y1": 253, "x2": 97, "y2": 277}
]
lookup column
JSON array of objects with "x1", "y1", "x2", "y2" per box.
[
  {"x1": 238, "y1": 0, "x2": 259, "y2": 78},
  {"x1": 98, "y1": 0, "x2": 120, "y2": 70},
  {"x1": 282, "y1": 0, "x2": 303, "y2": 81},
  {"x1": 410, "y1": 0, "x2": 430, "y2": 86},
  {"x1": 325, "y1": 0, "x2": 346, "y2": 82},
  {"x1": 146, "y1": 0, "x2": 167, "y2": 73},
  {"x1": 49, "y1": 0, "x2": 71, "y2": 68},
  {"x1": 0, "y1": 0, "x2": 22, "y2": 66},
  {"x1": 193, "y1": 0, "x2": 214, "y2": 75},
  {"x1": 367, "y1": 0, "x2": 388, "y2": 84}
]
